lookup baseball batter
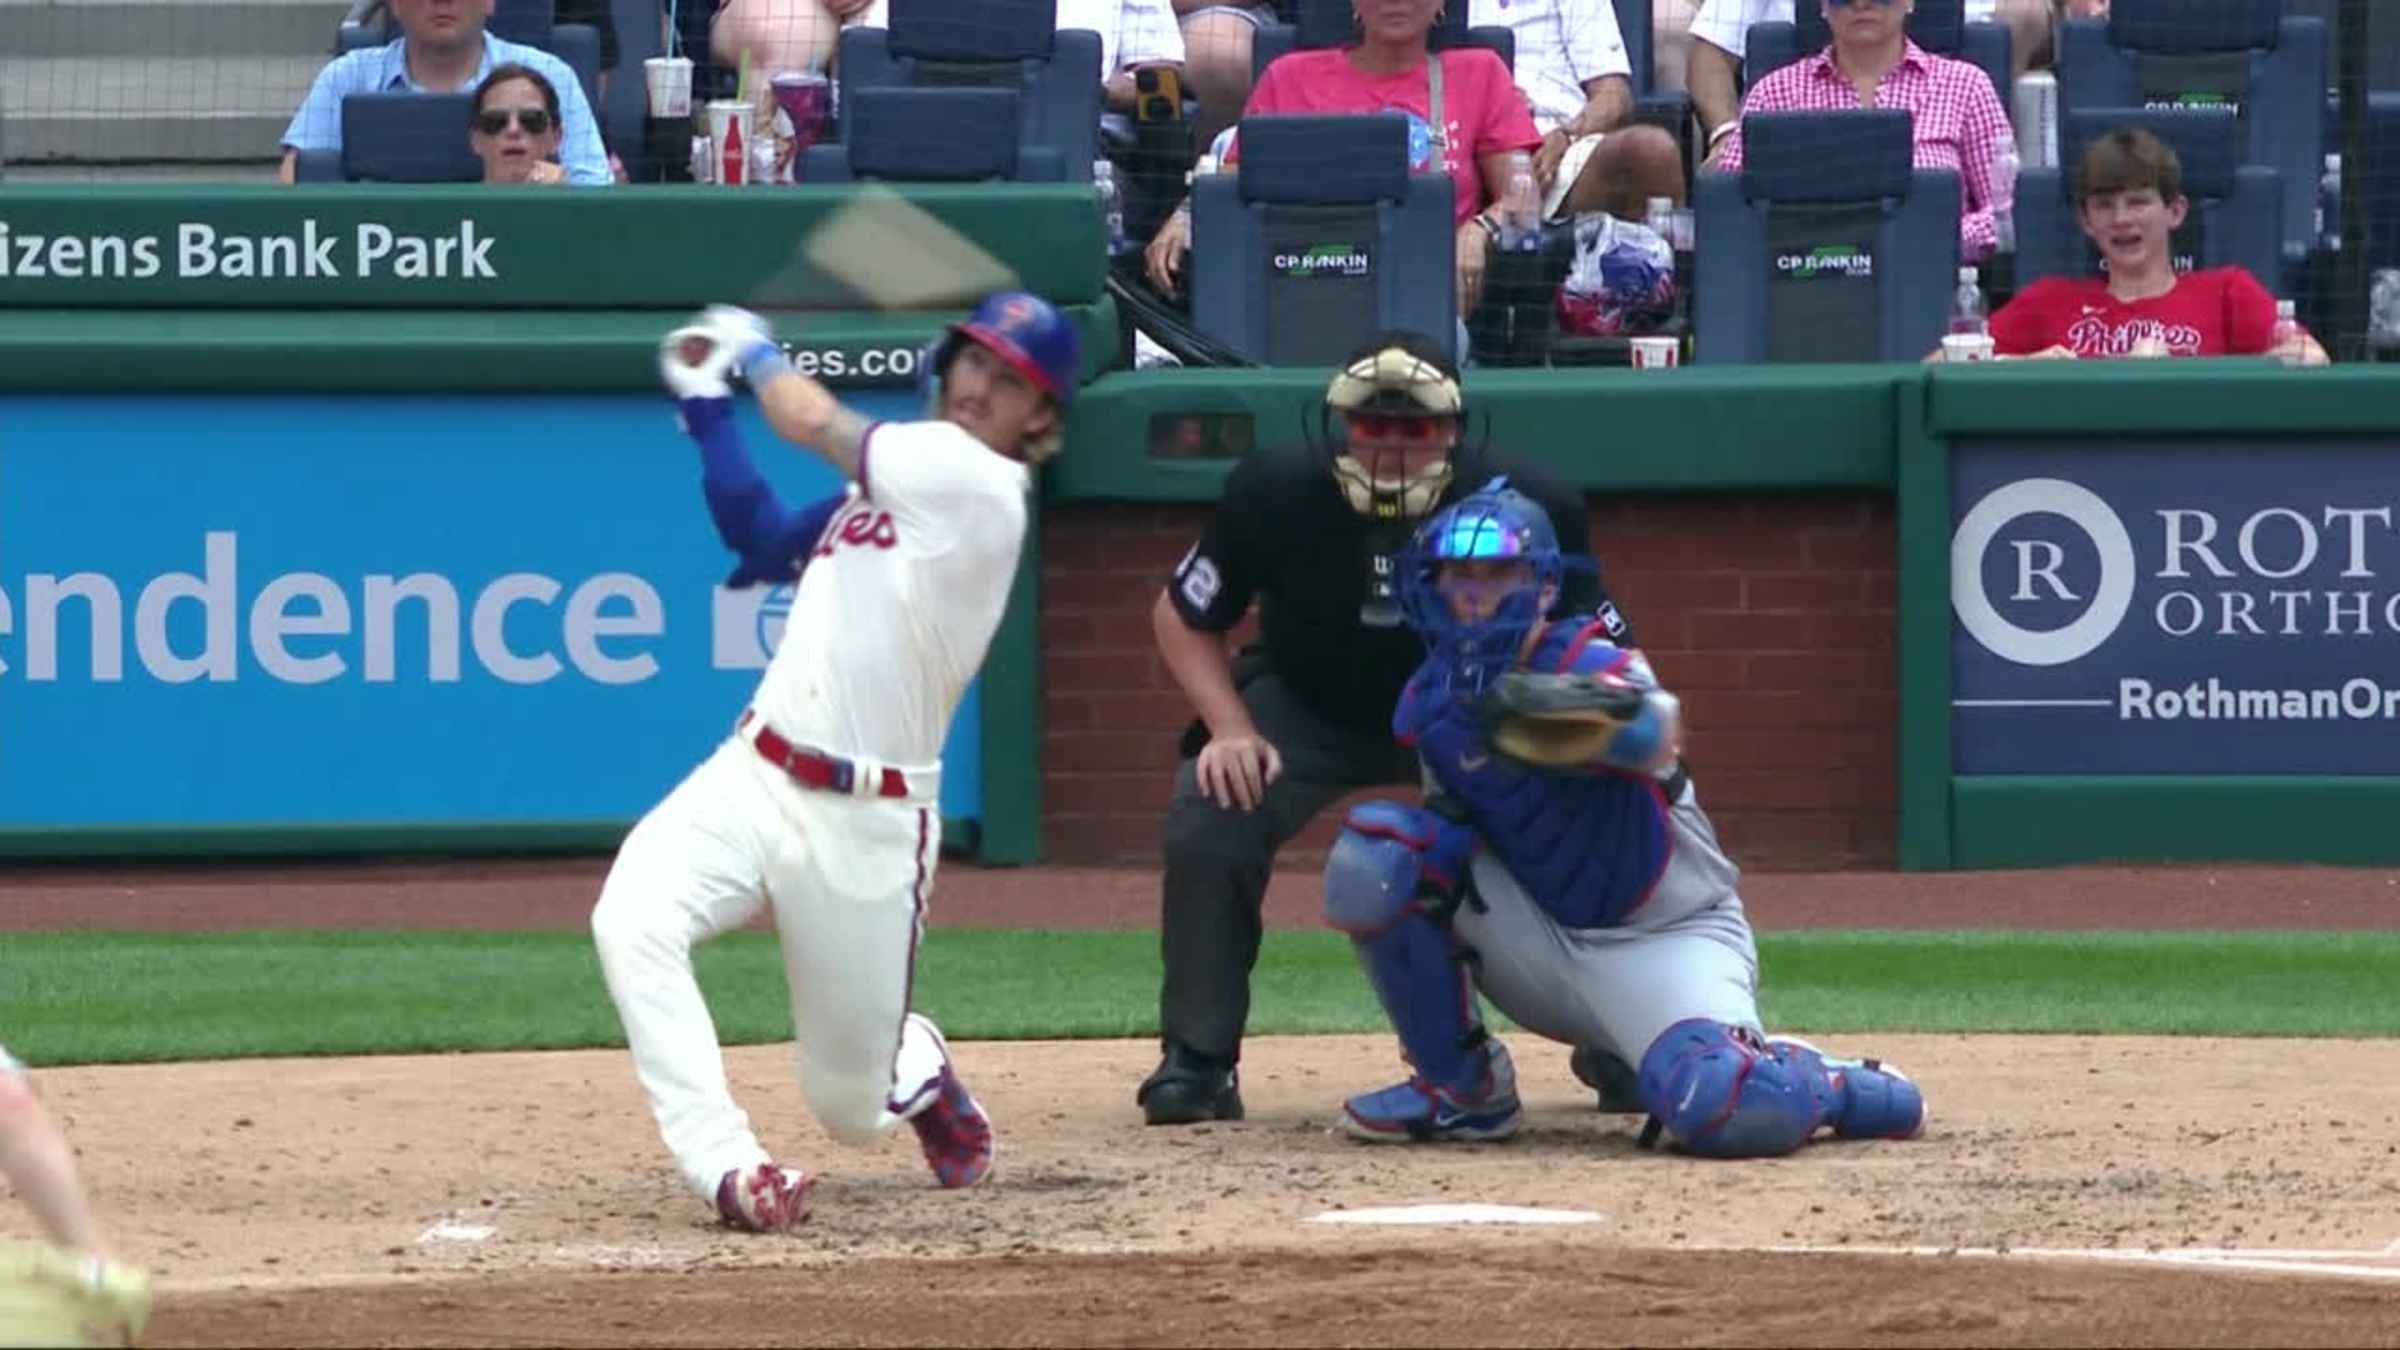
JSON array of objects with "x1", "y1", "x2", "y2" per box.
[
  {"x1": 1322, "y1": 484, "x2": 1927, "y2": 1154},
  {"x1": 0, "y1": 1045, "x2": 150, "y2": 1346},
  {"x1": 591, "y1": 293, "x2": 1081, "y2": 1231}
]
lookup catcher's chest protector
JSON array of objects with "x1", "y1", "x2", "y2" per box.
[{"x1": 1402, "y1": 625, "x2": 1674, "y2": 929}]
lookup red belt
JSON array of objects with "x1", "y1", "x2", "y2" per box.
[{"x1": 737, "y1": 710, "x2": 910, "y2": 799}]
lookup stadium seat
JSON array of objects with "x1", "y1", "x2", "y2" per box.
[
  {"x1": 2013, "y1": 107, "x2": 2283, "y2": 293},
  {"x1": 828, "y1": 0, "x2": 1102, "y2": 184},
  {"x1": 2054, "y1": 0, "x2": 2329, "y2": 263},
  {"x1": 1692, "y1": 109, "x2": 1959, "y2": 363},
  {"x1": 802, "y1": 87, "x2": 1058, "y2": 182},
  {"x1": 1251, "y1": 0, "x2": 1515, "y2": 85},
  {"x1": 292, "y1": 93, "x2": 484, "y2": 182},
  {"x1": 2370, "y1": 92, "x2": 2400, "y2": 273},
  {"x1": 1744, "y1": 0, "x2": 2011, "y2": 113},
  {"x1": 1190, "y1": 114, "x2": 1459, "y2": 364}
]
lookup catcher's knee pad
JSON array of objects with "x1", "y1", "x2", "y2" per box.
[
  {"x1": 1635, "y1": 1018, "x2": 1830, "y2": 1159},
  {"x1": 1323, "y1": 800, "x2": 1473, "y2": 936}
]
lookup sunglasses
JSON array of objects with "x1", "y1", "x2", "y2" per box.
[
  {"x1": 1824, "y1": 0, "x2": 1901, "y2": 8},
  {"x1": 1344, "y1": 412, "x2": 1448, "y2": 440},
  {"x1": 475, "y1": 107, "x2": 554, "y2": 135}
]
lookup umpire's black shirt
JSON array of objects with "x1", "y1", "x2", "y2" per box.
[{"x1": 1165, "y1": 443, "x2": 1638, "y2": 740}]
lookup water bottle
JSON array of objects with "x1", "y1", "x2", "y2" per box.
[
  {"x1": 1094, "y1": 159, "x2": 1127, "y2": 256},
  {"x1": 1948, "y1": 265, "x2": 1989, "y2": 337},
  {"x1": 1989, "y1": 139, "x2": 2019, "y2": 254},
  {"x1": 1497, "y1": 151, "x2": 1541, "y2": 252},
  {"x1": 2317, "y1": 153, "x2": 2342, "y2": 252},
  {"x1": 2271, "y1": 298, "x2": 2303, "y2": 363},
  {"x1": 2371, "y1": 268, "x2": 2400, "y2": 345}
]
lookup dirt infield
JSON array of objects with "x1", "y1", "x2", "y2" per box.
[{"x1": 5, "y1": 858, "x2": 2398, "y2": 1347}]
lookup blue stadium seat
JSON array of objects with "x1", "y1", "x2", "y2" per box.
[
  {"x1": 801, "y1": 87, "x2": 1056, "y2": 182},
  {"x1": 1190, "y1": 114, "x2": 1459, "y2": 365},
  {"x1": 828, "y1": 0, "x2": 1102, "y2": 185},
  {"x1": 1693, "y1": 109, "x2": 1960, "y2": 363},
  {"x1": 2370, "y1": 92, "x2": 2400, "y2": 272},
  {"x1": 1251, "y1": 0, "x2": 1515, "y2": 85},
  {"x1": 1744, "y1": 0, "x2": 2011, "y2": 113},
  {"x1": 2014, "y1": 107, "x2": 2283, "y2": 293},
  {"x1": 292, "y1": 92, "x2": 483, "y2": 182},
  {"x1": 2054, "y1": 0, "x2": 2328, "y2": 262}
]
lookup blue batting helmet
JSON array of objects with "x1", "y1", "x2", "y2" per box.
[
  {"x1": 1398, "y1": 480, "x2": 1563, "y2": 693},
  {"x1": 933, "y1": 290, "x2": 1081, "y2": 407}
]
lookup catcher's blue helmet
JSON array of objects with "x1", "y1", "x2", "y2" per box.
[
  {"x1": 933, "y1": 290, "x2": 1081, "y2": 406},
  {"x1": 1399, "y1": 480, "x2": 1564, "y2": 692}
]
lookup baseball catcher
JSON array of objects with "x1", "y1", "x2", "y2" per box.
[{"x1": 1321, "y1": 483, "x2": 1926, "y2": 1154}]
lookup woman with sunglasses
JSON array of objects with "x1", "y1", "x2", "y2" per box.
[
  {"x1": 469, "y1": 64, "x2": 571, "y2": 185},
  {"x1": 1708, "y1": 0, "x2": 2013, "y2": 262}
]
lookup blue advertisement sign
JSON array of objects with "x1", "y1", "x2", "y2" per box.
[
  {"x1": 1951, "y1": 436, "x2": 2400, "y2": 775},
  {"x1": 0, "y1": 392, "x2": 986, "y2": 832}
]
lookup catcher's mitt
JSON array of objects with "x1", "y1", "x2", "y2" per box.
[
  {"x1": 1476, "y1": 670, "x2": 1647, "y2": 767},
  {"x1": 0, "y1": 1243, "x2": 150, "y2": 1349}
]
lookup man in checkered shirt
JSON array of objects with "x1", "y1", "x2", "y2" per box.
[{"x1": 1705, "y1": 0, "x2": 2014, "y2": 262}]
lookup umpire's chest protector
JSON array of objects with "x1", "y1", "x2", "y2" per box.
[{"x1": 1400, "y1": 653, "x2": 1676, "y2": 931}]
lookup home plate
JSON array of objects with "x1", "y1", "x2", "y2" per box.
[{"x1": 1312, "y1": 1204, "x2": 1603, "y2": 1226}]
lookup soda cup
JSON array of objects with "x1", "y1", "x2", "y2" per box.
[
  {"x1": 705, "y1": 99, "x2": 752, "y2": 185},
  {"x1": 771, "y1": 70, "x2": 832, "y2": 181}
]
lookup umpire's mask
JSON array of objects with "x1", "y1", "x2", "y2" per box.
[{"x1": 1323, "y1": 332, "x2": 1464, "y2": 522}]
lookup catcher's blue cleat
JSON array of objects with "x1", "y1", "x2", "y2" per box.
[
  {"x1": 1339, "y1": 1040, "x2": 1523, "y2": 1143},
  {"x1": 1768, "y1": 1038, "x2": 1925, "y2": 1141}
]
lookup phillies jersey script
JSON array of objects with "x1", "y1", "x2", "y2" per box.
[
  {"x1": 1990, "y1": 268, "x2": 2279, "y2": 359},
  {"x1": 749, "y1": 421, "x2": 1031, "y2": 768}
]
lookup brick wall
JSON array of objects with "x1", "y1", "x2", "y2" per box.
[{"x1": 1039, "y1": 494, "x2": 1897, "y2": 871}]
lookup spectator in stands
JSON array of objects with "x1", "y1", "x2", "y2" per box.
[
  {"x1": 1985, "y1": 127, "x2": 2329, "y2": 362},
  {"x1": 1688, "y1": 0, "x2": 2050, "y2": 161},
  {"x1": 1143, "y1": 0, "x2": 1541, "y2": 313},
  {"x1": 470, "y1": 64, "x2": 570, "y2": 184},
  {"x1": 1177, "y1": 0, "x2": 1276, "y2": 153},
  {"x1": 1707, "y1": 0, "x2": 2014, "y2": 262},
  {"x1": 1653, "y1": 0, "x2": 1703, "y2": 94},
  {"x1": 279, "y1": 0, "x2": 610, "y2": 184},
  {"x1": 713, "y1": 0, "x2": 1186, "y2": 119},
  {"x1": 1470, "y1": 0, "x2": 1684, "y2": 220}
]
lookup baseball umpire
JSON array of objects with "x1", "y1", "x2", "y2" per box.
[{"x1": 1136, "y1": 329, "x2": 1642, "y2": 1125}]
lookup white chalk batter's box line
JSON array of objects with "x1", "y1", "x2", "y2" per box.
[{"x1": 1748, "y1": 1241, "x2": 2400, "y2": 1283}]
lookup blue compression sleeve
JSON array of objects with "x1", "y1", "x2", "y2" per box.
[{"x1": 678, "y1": 395, "x2": 838, "y2": 587}]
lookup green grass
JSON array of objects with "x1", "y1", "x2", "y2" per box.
[{"x1": 2, "y1": 929, "x2": 2396, "y2": 1067}]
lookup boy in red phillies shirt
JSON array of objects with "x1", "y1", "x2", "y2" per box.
[{"x1": 1987, "y1": 126, "x2": 2328, "y2": 364}]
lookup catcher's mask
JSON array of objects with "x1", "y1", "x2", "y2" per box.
[
  {"x1": 1317, "y1": 331, "x2": 1469, "y2": 521},
  {"x1": 1398, "y1": 481, "x2": 1564, "y2": 694}
]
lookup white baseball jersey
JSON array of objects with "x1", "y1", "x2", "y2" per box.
[
  {"x1": 746, "y1": 420, "x2": 1030, "y2": 771},
  {"x1": 1468, "y1": 0, "x2": 1631, "y2": 135}
]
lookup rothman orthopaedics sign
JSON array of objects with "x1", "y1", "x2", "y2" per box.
[{"x1": 1948, "y1": 438, "x2": 2400, "y2": 774}]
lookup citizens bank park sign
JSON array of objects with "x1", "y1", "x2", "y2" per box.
[{"x1": 1949, "y1": 438, "x2": 2400, "y2": 775}]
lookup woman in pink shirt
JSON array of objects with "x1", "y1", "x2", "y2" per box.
[
  {"x1": 1143, "y1": 0, "x2": 1542, "y2": 312},
  {"x1": 1710, "y1": 0, "x2": 2011, "y2": 262}
]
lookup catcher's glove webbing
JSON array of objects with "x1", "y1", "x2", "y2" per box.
[
  {"x1": 1475, "y1": 670, "x2": 1647, "y2": 767},
  {"x1": 0, "y1": 1243, "x2": 150, "y2": 1349}
]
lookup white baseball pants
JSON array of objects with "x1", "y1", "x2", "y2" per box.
[{"x1": 592, "y1": 735, "x2": 952, "y2": 1204}]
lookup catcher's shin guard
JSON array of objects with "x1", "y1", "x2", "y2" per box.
[
  {"x1": 1767, "y1": 1037, "x2": 1926, "y2": 1141},
  {"x1": 1635, "y1": 1019, "x2": 1829, "y2": 1159}
]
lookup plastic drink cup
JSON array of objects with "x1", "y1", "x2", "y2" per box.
[
  {"x1": 1629, "y1": 335, "x2": 1680, "y2": 369},
  {"x1": 705, "y1": 99, "x2": 752, "y2": 185},
  {"x1": 1942, "y1": 332, "x2": 1996, "y2": 362},
  {"x1": 644, "y1": 56, "x2": 694, "y2": 118}
]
